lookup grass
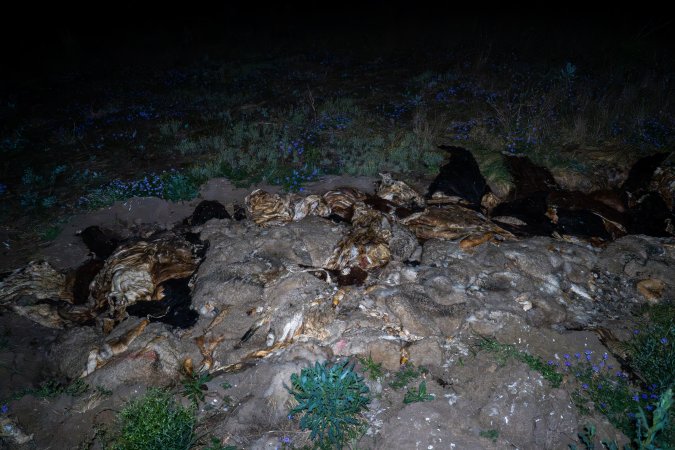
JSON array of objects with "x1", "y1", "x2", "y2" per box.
[
  {"x1": 8, "y1": 378, "x2": 91, "y2": 401},
  {"x1": 110, "y1": 388, "x2": 196, "y2": 450},
  {"x1": 475, "y1": 336, "x2": 563, "y2": 388}
]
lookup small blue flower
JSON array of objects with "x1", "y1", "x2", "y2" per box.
[
  {"x1": 646, "y1": 405, "x2": 654, "y2": 411},
  {"x1": 641, "y1": 393, "x2": 648, "y2": 400},
  {"x1": 574, "y1": 353, "x2": 581, "y2": 359},
  {"x1": 563, "y1": 354, "x2": 570, "y2": 359},
  {"x1": 661, "y1": 337, "x2": 668, "y2": 344},
  {"x1": 582, "y1": 384, "x2": 589, "y2": 390},
  {"x1": 602, "y1": 353, "x2": 608, "y2": 360},
  {"x1": 632, "y1": 395, "x2": 640, "y2": 402},
  {"x1": 633, "y1": 330, "x2": 640, "y2": 335},
  {"x1": 0, "y1": 404, "x2": 7, "y2": 414}
]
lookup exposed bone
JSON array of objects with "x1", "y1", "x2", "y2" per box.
[
  {"x1": 195, "y1": 334, "x2": 226, "y2": 372},
  {"x1": 81, "y1": 319, "x2": 149, "y2": 377}
]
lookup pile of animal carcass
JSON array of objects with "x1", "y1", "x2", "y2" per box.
[{"x1": 0, "y1": 146, "x2": 673, "y2": 449}]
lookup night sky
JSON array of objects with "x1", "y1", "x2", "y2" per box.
[{"x1": 3, "y1": 4, "x2": 674, "y2": 85}]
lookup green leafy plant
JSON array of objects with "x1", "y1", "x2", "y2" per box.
[
  {"x1": 630, "y1": 388, "x2": 673, "y2": 450},
  {"x1": 110, "y1": 388, "x2": 195, "y2": 450},
  {"x1": 479, "y1": 429, "x2": 500, "y2": 443},
  {"x1": 10, "y1": 378, "x2": 90, "y2": 401},
  {"x1": 203, "y1": 436, "x2": 238, "y2": 450},
  {"x1": 181, "y1": 369, "x2": 212, "y2": 406},
  {"x1": 403, "y1": 381, "x2": 434, "y2": 404},
  {"x1": 569, "y1": 423, "x2": 597, "y2": 450},
  {"x1": 624, "y1": 305, "x2": 675, "y2": 392},
  {"x1": 358, "y1": 354, "x2": 383, "y2": 380},
  {"x1": 287, "y1": 360, "x2": 370, "y2": 449},
  {"x1": 477, "y1": 336, "x2": 563, "y2": 388},
  {"x1": 570, "y1": 390, "x2": 672, "y2": 450},
  {"x1": 559, "y1": 305, "x2": 674, "y2": 448},
  {"x1": 389, "y1": 364, "x2": 428, "y2": 390}
]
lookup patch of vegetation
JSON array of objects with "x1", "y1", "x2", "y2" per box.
[
  {"x1": 389, "y1": 364, "x2": 428, "y2": 390},
  {"x1": 624, "y1": 304, "x2": 675, "y2": 392},
  {"x1": 560, "y1": 304, "x2": 674, "y2": 448},
  {"x1": 559, "y1": 350, "x2": 647, "y2": 436},
  {"x1": 39, "y1": 224, "x2": 62, "y2": 241},
  {"x1": 181, "y1": 369, "x2": 211, "y2": 407},
  {"x1": 110, "y1": 388, "x2": 196, "y2": 450},
  {"x1": 570, "y1": 390, "x2": 672, "y2": 449},
  {"x1": 287, "y1": 360, "x2": 370, "y2": 449},
  {"x1": 10, "y1": 378, "x2": 90, "y2": 401},
  {"x1": 203, "y1": 437, "x2": 238, "y2": 450},
  {"x1": 476, "y1": 336, "x2": 563, "y2": 388},
  {"x1": 479, "y1": 429, "x2": 500, "y2": 442},
  {"x1": 403, "y1": 381, "x2": 435, "y2": 404},
  {"x1": 82, "y1": 169, "x2": 200, "y2": 208},
  {"x1": 358, "y1": 354, "x2": 383, "y2": 380}
]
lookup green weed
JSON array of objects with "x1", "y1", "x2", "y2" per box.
[
  {"x1": 358, "y1": 355, "x2": 384, "y2": 381},
  {"x1": 570, "y1": 390, "x2": 672, "y2": 449},
  {"x1": 389, "y1": 364, "x2": 428, "y2": 390},
  {"x1": 110, "y1": 388, "x2": 195, "y2": 450},
  {"x1": 203, "y1": 437, "x2": 238, "y2": 450},
  {"x1": 10, "y1": 378, "x2": 90, "y2": 401},
  {"x1": 287, "y1": 360, "x2": 370, "y2": 450},
  {"x1": 403, "y1": 381, "x2": 434, "y2": 404},
  {"x1": 624, "y1": 305, "x2": 675, "y2": 392},
  {"x1": 479, "y1": 429, "x2": 500, "y2": 442},
  {"x1": 181, "y1": 369, "x2": 211, "y2": 407}
]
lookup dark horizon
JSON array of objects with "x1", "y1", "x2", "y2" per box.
[{"x1": 3, "y1": 4, "x2": 674, "y2": 82}]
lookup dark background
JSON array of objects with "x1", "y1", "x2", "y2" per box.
[{"x1": 2, "y1": 2, "x2": 673, "y2": 85}]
